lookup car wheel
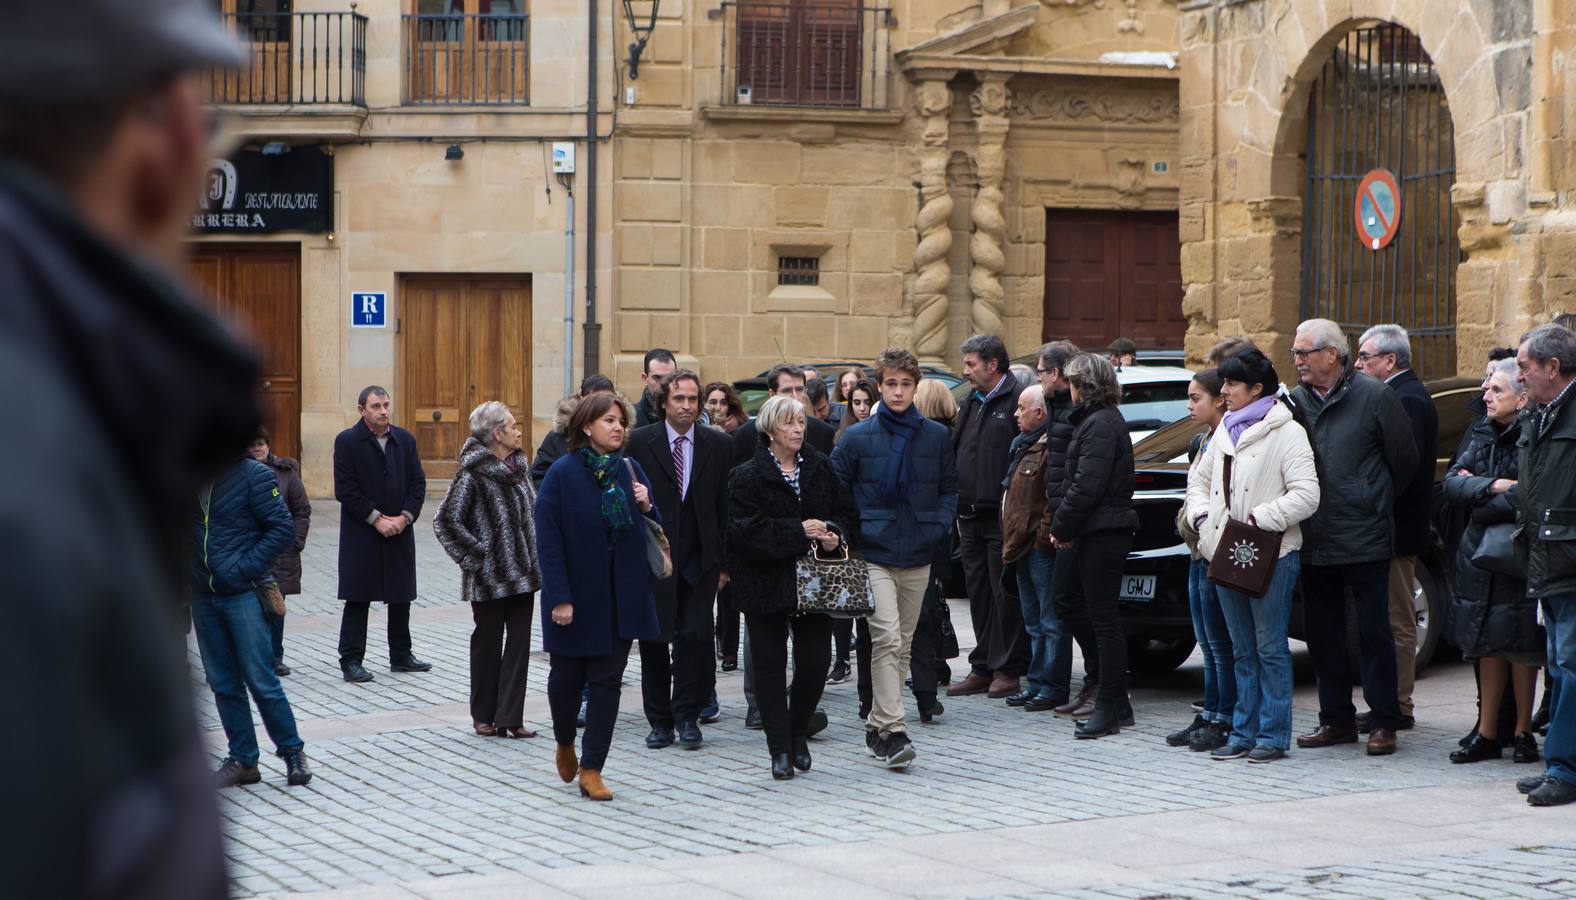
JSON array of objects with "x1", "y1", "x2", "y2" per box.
[{"x1": 1126, "y1": 636, "x2": 1197, "y2": 676}]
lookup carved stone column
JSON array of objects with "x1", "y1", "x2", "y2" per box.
[
  {"x1": 910, "y1": 78, "x2": 954, "y2": 365},
  {"x1": 969, "y1": 73, "x2": 1011, "y2": 339}
]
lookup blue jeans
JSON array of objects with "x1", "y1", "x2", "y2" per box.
[
  {"x1": 1216, "y1": 552, "x2": 1300, "y2": 751},
  {"x1": 190, "y1": 590, "x2": 304, "y2": 766},
  {"x1": 1188, "y1": 558, "x2": 1237, "y2": 724},
  {"x1": 1016, "y1": 547, "x2": 1072, "y2": 701},
  {"x1": 1545, "y1": 594, "x2": 1576, "y2": 786}
]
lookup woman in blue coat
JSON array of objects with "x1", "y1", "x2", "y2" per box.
[{"x1": 534, "y1": 391, "x2": 660, "y2": 801}]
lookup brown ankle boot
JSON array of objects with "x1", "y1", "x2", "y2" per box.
[
  {"x1": 555, "y1": 744, "x2": 578, "y2": 783},
  {"x1": 578, "y1": 768, "x2": 613, "y2": 801}
]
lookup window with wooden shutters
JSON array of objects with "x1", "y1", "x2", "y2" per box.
[{"x1": 719, "y1": 0, "x2": 892, "y2": 109}]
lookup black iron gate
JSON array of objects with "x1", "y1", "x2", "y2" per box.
[{"x1": 1301, "y1": 23, "x2": 1459, "y2": 377}]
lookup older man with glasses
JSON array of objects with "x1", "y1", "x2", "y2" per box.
[{"x1": 1287, "y1": 319, "x2": 1418, "y2": 757}]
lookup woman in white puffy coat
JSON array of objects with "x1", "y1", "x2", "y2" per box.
[{"x1": 1185, "y1": 349, "x2": 1320, "y2": 763}]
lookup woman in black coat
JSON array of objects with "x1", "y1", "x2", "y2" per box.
[
  {"x1": 726, "y1": 395, "x2": 859, "y2": 780},
  {"x1": 248, "y1": 426, "x2": 310, "y2": 677},
  {"x1": 1047, "y1": 353, "x2": 1139, "y2": 739},
  {"x1": 1443, "y1": 359, "x2": 1543, "y2": 764}
]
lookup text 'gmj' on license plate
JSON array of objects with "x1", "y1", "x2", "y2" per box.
[{"x1": 1118, "y1": 574, "x2": 1156, "y2": 602}]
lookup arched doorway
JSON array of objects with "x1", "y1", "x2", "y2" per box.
[{"x1": 1300, "y1": 22, "x2": 1460, "y2": 377}]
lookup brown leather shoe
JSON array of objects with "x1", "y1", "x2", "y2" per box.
[
  {"x1": 555, "y1": 744, "x2": 578, "y2": 783},
  {"x1": 473, "y1": 722, "x2": 496, "y2": 737},
  {"x1": 498, "y1": 726, "x2": 537, "y2": 739},
  {"x1": 1053, "y1": 681, "x2": 1098, "y2": 718},
  {"x1": 986, "y1": 675, "x2": 1021, "y2": 699},
  {"x1": 1366, "y1": 728, "x2": 1398, "y2": 756},
  {"x1": 578, "y1": 768, "x2": 613, "y2": 801},
  {"x1": 1296, "y1": 723, "x2": 1359, "y2": 748},
  {"x1": 946, "y1": 672, "x2": 992, "y2": 697}
]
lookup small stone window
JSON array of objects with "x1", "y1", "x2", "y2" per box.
[{"x1": 777, "y1": 255, "x2": 820, "y2": 286}]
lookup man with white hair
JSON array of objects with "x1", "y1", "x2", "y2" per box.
[
  {"x1": 1355, "y1": 324, "x2": 1439, "y2": 730},
  {"x1": 1289, "y1": 319, "x2": 1418, "y2": 757},
  {"x1": 1000, "y1": 385, "x2": 1071, "y2": 711}
]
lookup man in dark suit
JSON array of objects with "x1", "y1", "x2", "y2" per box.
[
  {"x1": 1356, "y1": 324, "x2": 1439, "y2": 730},
  {"x1": 333, "y1": 386, "x2": 432, "y2": 683},
  {"x1": 635, "y1": 347, "x2": 677, "y2": 428},
  {"x1": 627, "y1": 369, "x2": 732, "y2": 749},
  {"x1": 733, "y1": 364, "x2": 835, "y2": 465}
]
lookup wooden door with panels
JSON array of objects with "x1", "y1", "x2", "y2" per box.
[
  {"x1": 213, "y1": 0, "x2": 293, "y2": 103},
  {"x1": 399, "y1": 275, "x2": 532, "y2": 481},
  {"x1": 1042, "y1": 209, "x2": 1185, "y2": 350},
  {"x1": 186, "y1": 243, "x2": 303, "y2": 459}
]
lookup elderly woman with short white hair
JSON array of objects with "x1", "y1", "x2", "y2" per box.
[{"x1": 434, "y1": 401, "x2": 543, "y2": 739}]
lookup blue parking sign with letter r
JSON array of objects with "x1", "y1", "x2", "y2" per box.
[{"x1": 351, "y1": 292, "x2": 386, "y2": 328}]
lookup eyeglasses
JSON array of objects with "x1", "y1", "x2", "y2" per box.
[
  {"x1": 1354, "y1": 351, "x2": 1392, "y2": 363},
  {"x1": 1036, "y1": 368, "x2": 1052, "y2": 375},
  {"x1": 1290, "y1": 346, "x2": 1329, "y2": 360}
]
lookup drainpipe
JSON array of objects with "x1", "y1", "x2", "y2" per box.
[
  {"x1": 563, "y1": 185, "x2": 575, "y2": 398},
  {"x1": 582, "y1": 0, "x2": 602, "y2": 378}
]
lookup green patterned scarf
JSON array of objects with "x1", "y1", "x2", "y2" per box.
[{"x1": 580, "y1": 449, "x2": 633, "y2": 539}]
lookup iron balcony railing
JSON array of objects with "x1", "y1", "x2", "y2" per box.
[
  {"x1": 714, "y1": 1, "x2": 893, "y2": 110},
  {"x1": 404, "y1": 13, "x2": 531, "y2": 105},
  {"x1": 211, "y1": 11, "x2": 367, "y2": 106}
]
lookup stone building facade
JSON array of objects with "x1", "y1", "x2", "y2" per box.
[
  {"x1": 1176, "y1": 0, "x2": 1569, "y2": 372},
  {"x1": 200, "y1": 0, "x2": 614, "y2": 494},
  {"x1": 608, "y1": 0, "x2": 1188, "y2": 385}
]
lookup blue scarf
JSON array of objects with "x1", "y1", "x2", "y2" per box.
[
  {"x1": 579, "y1": 449, "x2": 633, "y2": 539},
  {"x1": 876, "y1": 402, "x2": 924, "y2": 502}
]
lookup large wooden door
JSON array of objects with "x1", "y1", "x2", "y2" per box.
[
  {"x1": 1042, "y1": 209, "x2": 1185, "y2": 350},
  {"x1": 186, "y1": 244, "x2": 303, "y2": 459},
  {"x1": 399, "y1": 275, "x2": 532, "y2": 481}
]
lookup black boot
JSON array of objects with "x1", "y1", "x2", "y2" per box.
[
  {"x1": 1513, "y1": 732, "x2": 1541, "y2": 764},
  {"x1": 916, "y1": 694, "x2": 942, "y2": 723},
  {"x1": 1074, "y1": 702, "x2": 1123, "y2": 739},
  {"x1": 792, "y1": 736, "x2": 812, "y2": 772},
  {"x1": 1449, "y1": 733, "x2": 1503, "y2": 764},
  {"x1": 771, "y1": 752, "x2": 794, "y2": 780},
  {"x1": 1167, "y1": 714, "x2": 1208, "y2": 747},
  {"x1": 283, "y1": 749, "x2": 313, "y2": 786}
]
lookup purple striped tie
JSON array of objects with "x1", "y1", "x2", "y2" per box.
[{"x1": 672, "y1": 434, "x2": 686, "y2": 500}]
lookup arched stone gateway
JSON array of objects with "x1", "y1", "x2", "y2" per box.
[{"x1": 1178, "y1": 1, "x2": 1539, "y2": 373}]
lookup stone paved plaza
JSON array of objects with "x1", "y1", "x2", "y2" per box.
[{"x1": 196, "y1": 502, "x2": 1576, "y2": 899}]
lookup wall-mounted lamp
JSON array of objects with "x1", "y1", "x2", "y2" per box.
[
  {"x1": 444, "y1": 143, "x2": 464, "y2": 161},
  {"x1": 621, "y1": 0, "x2": 660, "y2": 79},
  {"x1": 261, "y1": 141, "x2": 290, "y2": 156}
]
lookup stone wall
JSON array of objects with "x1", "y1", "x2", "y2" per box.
[{"x1": 1176, "y1": 0, "x2": 1551, "y2": 373}]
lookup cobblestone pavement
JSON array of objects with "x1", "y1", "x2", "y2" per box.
[{"x1": 195, "y1": 502, "x2": 1576, "y2": 898}]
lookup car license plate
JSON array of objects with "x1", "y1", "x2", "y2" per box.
[{"x1": 1119, "y1": 574, "x2": 1156, "y2": 602}]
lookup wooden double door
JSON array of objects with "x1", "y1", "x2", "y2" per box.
[
  {"x1": 186, "y1": 243, "x2": 302, "y2": 459},
  {"x1": 399, "y1": 275, "x2": 532, "y2": 481},
  {"x1": 1042, "y1": 209, "x2": 1185, "y2": 350}
]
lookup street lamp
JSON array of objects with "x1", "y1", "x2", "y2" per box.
[{"x1": 621, "y1": 0, "x2": 659, "y2": 79}]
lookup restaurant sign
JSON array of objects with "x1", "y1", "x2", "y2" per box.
[{"x1": 193, "y1": 146, "x2": 334, "y2": 234}]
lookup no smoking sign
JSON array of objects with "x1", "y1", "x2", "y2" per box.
[{"x1": 1354, "y1": 168, "x2": 1401, "y2": 251}]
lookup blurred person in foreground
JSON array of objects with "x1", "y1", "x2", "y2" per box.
[{"x1": 0, "y1": 0, "x2": 261, "y2": 895}]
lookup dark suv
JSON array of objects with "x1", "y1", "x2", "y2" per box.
[{"x1": 1117, "y1": 377, "x2": 1482, "y2": 674}]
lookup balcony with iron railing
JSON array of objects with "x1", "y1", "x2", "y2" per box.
[
  {"x1": 403, "y1": 13, "x2": 531, "y2": 105},
  {"x1": 209, "y1": 10, "x2": 367, "y2": 106},
  {"x1": 711, "y1": 1, "x2": 894, "y2": 111}
]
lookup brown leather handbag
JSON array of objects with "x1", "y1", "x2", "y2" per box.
[{"x1": 1206, "y1": 455, "x2": 1283, "y2": 598}]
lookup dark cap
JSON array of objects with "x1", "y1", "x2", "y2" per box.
[
  {"x1": 2, "y1": 0, "x2": 245, "y2": 107},
  {"x1": 1107, "y1": 337, "x2": 1138, "y2": 356}
]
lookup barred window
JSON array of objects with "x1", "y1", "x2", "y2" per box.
[{"x1": 777, "y1": 255, "x2": 820, "y2": 286}]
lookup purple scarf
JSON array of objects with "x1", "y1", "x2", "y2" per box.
[{"x1": 1223, "y1": 396, "x2": 1275, "y2": 446}]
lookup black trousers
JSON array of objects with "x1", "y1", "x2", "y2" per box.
[
  {"x1": 639, "y1": 574, "x2": 717, "y2": 728},
  {"x1": 832, "y1": 618, "x2": 853, "y2": 666},
  {"x1": 470, "y1": 593, "x2": 534, "y2": 729},
  {"x1": 1303, "y1": 560, "x2": 1402, "y2": 729},
  {"x1": 959, "y1": 514, "x2": 1029, "y2": 677},
  {"x1": 547, "y1": 643, "x2": 631, "y2": 771},
  {"x1": 747, "y1": 611, "x2": 832, "y2": 756},
  {"x1": 1052, "y1": 529, "x2": 1132, "y2": 708},
  {"x1": 338, "y1": 602, "x2": 413, "y2": 668},
  {"x1": 716, "y1": 583, "x2": 740, "y2": 660}
]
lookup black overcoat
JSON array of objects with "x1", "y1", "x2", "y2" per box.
[
  {"x1": 1389, "y1": 369, "x2": 1440, "y2": 557},
  {"x1": 625, "y1": 422, "x2": 731, "y2": 639},
  {"x1": 725, "y1": 441, "x2": 860, "y2": 617},
  {"x1": 334, "y1": 419, "x2": 426, "y2": 603}
]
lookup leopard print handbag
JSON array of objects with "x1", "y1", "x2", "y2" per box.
[{"x1": 794, "y1": 545, "x2": 875, "y2": 618}]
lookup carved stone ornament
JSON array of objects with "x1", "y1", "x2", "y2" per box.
[
  {"x1": 969, "y1": 80, "x2": 1012, "y2": 118},
  {"x1": 910, "y1": 80, "x2": 954, "y2": 364},
  {"x1": 1010, "y1": 89, "x2": 1180, "y2": 124}
]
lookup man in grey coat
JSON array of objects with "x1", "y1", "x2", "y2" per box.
[{"x1": 1289, "y1": 319, "x2": 1418, "y2": 757}]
